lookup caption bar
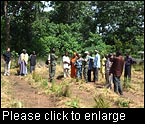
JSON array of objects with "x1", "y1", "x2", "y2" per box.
[{"x1": 2, "y1": 110, "x2": 125, "y2": 123}]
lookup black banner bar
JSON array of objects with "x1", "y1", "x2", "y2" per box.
[{"x1": 0, "y1": 108, "x2": 145, "y2": 124}]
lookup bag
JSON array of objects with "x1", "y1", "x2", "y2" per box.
[{"x1": 45, "y1": 60, "x2": 49, "y2": 65}]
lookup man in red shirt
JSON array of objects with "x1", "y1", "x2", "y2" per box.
[{"x1": 110, "y1": 51, "x2": 124, "y2": 95}]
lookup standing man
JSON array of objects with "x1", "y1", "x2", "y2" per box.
[
  {"x1": 63, "y1": 51, "x2": 70, "y2": 78},
  {"x1": 110, "y1": 51, "x2": 124, "y2": 95},
  {"x1": 75, "y1": 54, "x2": 83, "y2": 79},
  {"x1": 105, "y1": 53, "x2": 113, "y2": 89},
  {"x1": 48, "y1": 48, "x2": 58, "y2": 82},
  {"x1": 18, "y1": 49, "x2": 29, "y2": 76},
  {"x1": 29, "y1": 51, "x2": 36, "y2": 74},
  {"x1": 83, "y1": 51, "x2": 90, "y2": 83},
  {"x1": 3, "y1": 47, "x2": 11, "y2": 76},
  {"x1": 93, "y1": 50, "x2": 101, "y2": 83},
  {"x1": 124, "y1": 53, "x2": 135, "y2": 83}
]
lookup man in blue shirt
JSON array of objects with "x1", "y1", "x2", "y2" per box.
[{"x1": 93, "y1": 50, "x2": 101, "y2": 83}]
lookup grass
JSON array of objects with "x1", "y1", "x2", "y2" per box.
[
  {"x1": 133, "y1": 64, "x2": 144, "y2": 71},
  {"x1": 116, "y1": 98, "x2": 130, "y2": 108},
  {"x1": 1, "y1": 75, "x2": 24, "y2": 108},
  {"x1": 93, "y1": 95, "x2": 110, "y2": 108},
  {"x1": 65, "y1": 98, "x2": 80, "y2": 108},
  {"x1": 50, "y1": 81, "x2": 70, "y2": 97}
]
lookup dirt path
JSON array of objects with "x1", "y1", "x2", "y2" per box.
[{"x1": 9, "y1": 75, "x2": 56, "y2": 108}]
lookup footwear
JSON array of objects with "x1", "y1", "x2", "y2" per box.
[{"x1": 120, "y1": 93, "x2": 123, "y2": 95}]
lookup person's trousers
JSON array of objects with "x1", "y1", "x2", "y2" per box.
[
  {"x1": 49, "y1": 65, "x2": 56, "y2": 82},
  {"x1": 93, "y1": 68, "x2": 99, "y2": 82},
  {"x1": 113, "y1": 75, "x2": 123, "y2": 95},
  {"x1": 64, "y1": 68, "x2": 70, "y2": 78},
  {"x1": 4, "y1": 61, "x2": 11, "y2": 75},
  {"x1": 124, "y1": 65, "x2": 131, "y2": 80}
]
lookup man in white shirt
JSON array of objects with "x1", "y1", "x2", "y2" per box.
[
  {"x1": 93, "y1": 50, "x2": 101, "y2": 83},
  {"x1": 63, "y1": 51, "x2": 70, "y2": 78}
]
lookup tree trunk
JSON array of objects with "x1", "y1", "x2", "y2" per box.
[{"x1": 4, "y1": 1, "x2": 10, "y2": 48}]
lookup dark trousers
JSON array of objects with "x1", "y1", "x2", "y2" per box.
[
  {"x1": 49, "y1": 65, "x2": 56, "y2": 82},
  {"x1": 113, "y1": 75, "x2": 123, "y2": 95},
  {"x1": 88, "y1": 70, "x2": 91, "y2": 82},
  {"x1": 93, "y1": 68, "x2": 99, "y2": 82},
  {"x1": 124, "y1": 65, "x2": 131, "y2": 80}
]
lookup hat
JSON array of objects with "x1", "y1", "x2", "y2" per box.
[
  {"x1": 84, "y1": 51, "x2": 89, "y2": 54},
  {"x1": 95, "y1": 50, "x2": 99, "y2": 53}
]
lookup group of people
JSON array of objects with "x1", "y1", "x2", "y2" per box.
[
  {"x1": 61, "y1": 50, "x2": 101, "y2": 83},
  {"x1": 48, "y1": 48, "x2": 135, "y2": 95},
  {"x1": 3, "y1": 48, "x2": 37, "y2": 76},
  {"x1": 3, "y1": 47, "x2": 135, "y2": 96}
]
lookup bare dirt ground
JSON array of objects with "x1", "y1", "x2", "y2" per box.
[{"x1": 8, "y1": 75, "x2": 56, "y2": 108}]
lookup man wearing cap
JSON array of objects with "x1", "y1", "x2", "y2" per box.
[{"x1": 93, "y1": 50, "x2": 101, "y2": 83}]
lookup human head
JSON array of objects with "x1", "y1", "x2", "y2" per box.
[
  {"x1": 108, "y1": 53, "x2": 112, "y2": 58},
  {"x1": 72, "y1": 52, "x2": 77, "y2": 58},
  {"x1": 7, "y1": 47, "x2": 10, "y2": 51},
  {"x1": 84, "y1": 51, "x2": 89, "y2": 55},
  {"x1": 32, "y1": 51, "x2": 36, "y2": 55},
  {"x1": 51, "y1": 48, "x2": 55, "y2": 53},
  {"x1": 116, "y1": 51, "x2": 122, "y2": 57},
  {"x1": 65, "y1": 51, "x2": 69, "y2": 56},
  {"x1": 95, "y1": 50, "x2": 99, "y2": 54},
  {"x1": 22, "y1": 49, "x2": 26, "y2": 54}
]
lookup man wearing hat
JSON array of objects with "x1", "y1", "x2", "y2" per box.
[{"x1": 93, "y1": 50, "x2": 101, "y2": 83}]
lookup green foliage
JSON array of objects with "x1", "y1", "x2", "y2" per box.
[
  {"x1": 11, "y1": 50, "x2": 19, "y2": 59},
  {"x1": 32, "y1": 72, "x2": 42, "y2": 82},
  {"x1": 66, "y1": 98, "x2": 80, "y2": 108},
  {"x1": 133, "y1": 64, "x2": 144, "y2": 71},
  {"x1": 41, "y1": 79, "x2": 48, "y2": 87},
  {"x1": 116, "y1": 99, "x2": 130, "y2": 108},
  {"x1": 1, "y1": 1, "x2": 144, "y2": 57},
  {"x1": 11, "y1": 101, "x2": 23, "y2": 108},
  {"x1": 50, "y1": 81, "x2": 70, "y2": 97},
  {"x1": 85, "y1": 33, "x2": 112, "y2": 55},
  {"x1": 94, "y1": 95, "x2": 110, "y2": 108}
]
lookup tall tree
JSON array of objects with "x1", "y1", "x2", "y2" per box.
[{"x1": 4, "y1": 1, "x2": 10, "y2": 48}]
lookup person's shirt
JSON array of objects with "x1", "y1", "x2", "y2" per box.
[
  {"x1": 75, "y1": 58, "x2": 82, "y2": 68},
  {"x1": 101, "y1": 57, "x2": 106, "y2": 67},
  {"x1": 63, "y1": 55, "x2": 70, "y2": 69},
  {"x1": 3, "y1": 51, "x2": 11, "y2": 64},
  {"x1": 24, "y1": 53, "x2": 29, "y2": 64},
  {"x1": 30, "y1": 54, "x2": 36, "y2": 66},
  {"x1": 88, "y1": 57, "x2": 94, "y2": 70},
  {"x1": 48, "y1": 53, "x2": 58, "y2": 65},
  {"x1": 125, "y1": 56, "x2": 134, "y2": 67},
  {"x1": 20, "y1": 53, "x2": 28, "y2": 64},
  {"x1": 110, "y1": 56, "x2": 124, "y2": 77},
  {"x1": 105, "y1": 58, "x2": 112, "y2": 72},
  {"x1": 94, "y1": 53, "x2": 101, "y2": 68}
]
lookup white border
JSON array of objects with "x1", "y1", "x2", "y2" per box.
[{"x1": 0, "y1": 0, "x2": 148, "y2": 129}]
